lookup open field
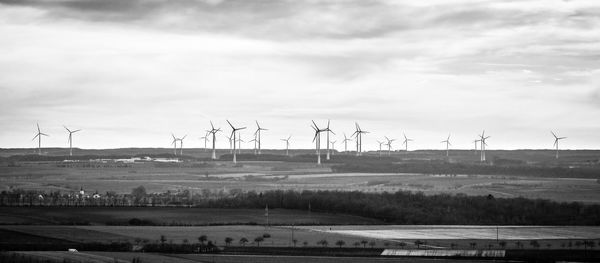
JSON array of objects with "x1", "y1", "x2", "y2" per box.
[
  {"x1": 301, "y1": 225, "x2": 600, "y2": 240},
  {"x1": 15, "y1": 251, "x2": 130, "y2": 263},
  {"x1": 0, "y1": 207, "x2": 382, "y2": 225},
  {"x1": 1, "y1": 164, "x2": 599, "y2": 203},
  {"x1": 3, "y1": 224, "x2": 599, "y2": 250},
  {"x1": 0, "y1": 224, "x2": 381, "y2": 247},
  {"x1": 13, "y1": 251, "x2": 504, "y2": 263},
  {"x1": 2, "y1": 148, "x2": 599, "y2": 165}
]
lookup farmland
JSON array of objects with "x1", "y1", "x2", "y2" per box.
[
  {"x1": 10, "y1": 251, "x2": 502, "y2": 263},
  {"x1": 1, "y1": 159, "x2": 599, "y2": 204},
  {"x1": 0, "y1": 207, "x2": 383, "y2": 226},
  {"x1": 0, "y1": 149, "x2": 599, "y2": 261}
]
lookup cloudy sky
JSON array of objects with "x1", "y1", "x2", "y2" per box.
[{"x1": 0, "y1": 0, "x2": 599, "y2": 150}]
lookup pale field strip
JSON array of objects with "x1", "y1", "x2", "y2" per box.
[
  {"x1": 381, "y1": 249, "x2": 506, "y2": 257},
  {"x1": 300, "y1": 226, "x2": 600, "y2": 240},
  {"x1": 20, "y1": 251, "x2": 129, "y2": 263}
]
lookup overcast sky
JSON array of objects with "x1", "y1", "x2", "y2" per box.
[{"x1": 0, "y1": 0, "x2": 599, "y2": 150}]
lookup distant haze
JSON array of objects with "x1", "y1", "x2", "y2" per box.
[{"x1": 0, "y1": 0, "x2": 599, "y2": 150}]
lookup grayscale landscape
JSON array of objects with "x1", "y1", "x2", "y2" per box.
[{"x1": 1, "y1": 0, "x2": 599, "y2": 262}]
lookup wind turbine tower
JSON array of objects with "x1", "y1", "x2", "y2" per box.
[
  {"x1": 330, "y1": 140, "x2": 336, "y2": 156},
  {"x1": 254, "y1": 121, "x2": 268, "y2": 155},
  {"x1": 250, "y1": 135, "x2": 258, "y2": 155},
  {"x1": 311, "y1": 121, "x2": 325, "y2": 165},
  {"x1": 200, "y1": 132, "x2": 210, "y2": 152},
  {"x1": 377, "y1": 140, "x2": 384, "y2": 157},
  {"x1": 473, "y1": 139, "x2": 480, "y2": 155},
  {"x1": 178, "y1": 135, "x2": 187, "y2": 156},
  {"x1": 441, "y1": 134, "x2": 451, "y2": 157},
  {"x1": 551, "y1": 131, "x2": 567, "y2": 159},
  {"x1": 208, "y1": 121, "x2": 221, "y2": 160},
  {"x1": 64, "y1": 126, "x2": 81, "y2": 156},
  {"x1": 237, "y1": 133, "x2": 244, "y2": 154},
  {"x1": 32, "y1": 123, "x2": 49, "y2": 155},
  {"x1": 281, "y1": 135, "x2": 291, "y2": 156},
  {"x1": 352, "y1": 123, "x2": 368, "y2": 156},
  {"x1": 479, "y1": 131, "x2": 490, "y2": 162},
  {"x1": 402, "y1": 133, "x2": 413, "y2": 152},
  {"x1": 385, "y1": 136, "x2": 395, "y2": 156},
  {"x1": 342, "y1": 133, "x2": 352, "y2": 154},
  {"x1": 171, "y1": 134, "x2": 178, "y2": 156},
  {"x1": 227, "y1": 120, "x2": 246, "y2": 164},
  {"x1": 324, "y1": 120, "x2": 335, "y2": 160}
]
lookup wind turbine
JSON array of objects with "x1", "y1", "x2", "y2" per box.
[
  {"x1": 178, "y1": 135, "x2": 187, "y2": 156},
  {"x1": 227, "y1": 120, "x2": 246, "y2": 164},
  {"x1": 171, "y1": 134, "x2": 179, "y2": 156},
  {"x1": 376, "y1": 140, "x2": 384, "y2": 157},
  {"x1": 281, "y1": 135, "x2": 291, "y2": 156},
  {"x1": 342, "y1": 133, "x2": 352, "y2": 154},
  {"x1": 224, "y1": 134, "x2": 233, "y2": 153},
  {"x1": 311, "y1": 120, "x2": 326, "y2": 165},
  {"x1": 384, "y1": 136, "x2": 395, "y2": 156},
  {"x1": 63, "y1": 126, "x2": 81, "y2": 156},
  {"x1": 324, "y1": 120, "x2": 335, "y2": 160},
  {"x1": 441, "y1": 134, "x2": 451, "y2": 157},
  {"x1": 402, "y1": 133, "x2": 413, "y2": 152},
  {"x1": 32, "y1": 123, "x2": 49, "y2": 155},
  {"x1": 330, "y1": 140, "x2": 336, "y2": 156},
  {"x1": 254, "y1": 121, "x2": 268, "y2": 155},
  {"x1": 237, "y1": 133, "x2": 244, "y2": 154},
  {"x1": 249, "y1": 135, "x2": 258, "y2": 155},
  {"x1": 473, "y1": 139, "x2": 480, "y2": 155},
  {"x1": 200, "y1": 131, "x2": 210, "y2": 152},
  {"x1": 479, "y1": 130, "x2": 490, "y2": 162},
  {"x1": 352, "y1": 123, "x2": 368, "y2": 156},
  {"x1": 208, "y1": 121, "x2": 221, "y2": 160},
  {"x1": 551, "y1": 131, "x2": 567, "y2": 159}
]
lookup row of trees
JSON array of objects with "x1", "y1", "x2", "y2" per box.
[
  {"x1": 3, "y1": 188, "x2": 600, "y2": 225},
  {"x1": 205, "y1": 189, "x2": 600, "y2": 225}
]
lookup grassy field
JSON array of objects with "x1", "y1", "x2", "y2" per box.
[
  {"x1": 3, "y1": 224, "x2": 598, "y2": 250},
  {"x1": 16, "y1": 251, "x2": 130, "y2": 263},
  {"x1": 1, "y1": 160, "x2": 599, "y2": 203},
  {"x1": 15, "y1": 251, "x2": 501, "y2": 263},
  {"x1": 0, "y1": 207, "x2": 383, "y2": 225},
  {"x1": 0, "y1": 224, "x2": 382, "y2": 247},
  {"x1": 0, "y1": 225, "x2": 131, "y2": 243}
]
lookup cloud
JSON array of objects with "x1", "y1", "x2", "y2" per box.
[{"x1": 0, "y1": 0, "x2": 599, "y2": 149}]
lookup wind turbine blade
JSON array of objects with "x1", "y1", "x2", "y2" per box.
[
  {"x1": 182, "y1": 135, "x2": 187, "y2": 140},
  {"x1": 32, "y1": 134, "x2": 39, "y2": 141},
  {"x1": 551, "y1": 131, "x2": 557, "y2": 139},
  {"x1": 41, "y1": 133, "x2": 49, "y2": 136},
  {"x1": 311, "y1": 120, "x2": 319, "y2": 130},
  {"x1": 72, "y1": 129, "x2": 81, "y2": 133},
  {"x1": 226, "y1": 120, "x2": 235, "y2": 129},
  {"x1": 239, "y1": 127, "x2": 247, "y2": 130},
  {"x1": 559, "y1": 137, "x2": 567, "y2": 140},
  {"x1": 37, "y1": 123, "x2": 40, "y2": 133},
  {"x1": 64, "y1": 126, "x2": 71, "y2": 133},
  {"x1": 210, "y1": 121, "x2": 215, "y2": 130}
]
